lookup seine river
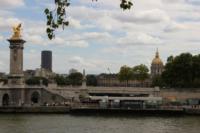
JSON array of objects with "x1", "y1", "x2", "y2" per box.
[{"x1": 0, "y1": 114, "x2": 199, "y2": 133}]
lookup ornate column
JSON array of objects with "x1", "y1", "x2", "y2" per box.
[{"x1": 7, "y1": 24, "x2": 26, "y2": 86}]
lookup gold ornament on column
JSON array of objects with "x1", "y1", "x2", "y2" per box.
[{"x1": 11, "y1": 23, "x2": 22, "y2": 40}]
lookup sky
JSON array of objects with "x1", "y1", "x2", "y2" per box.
[{"x1": 0, "y1": 0, "x2": 199, "y2": 74}]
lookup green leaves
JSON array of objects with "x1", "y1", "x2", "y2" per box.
[
  {"x1": 118, "y1": 64, "x2": 149, "y2": 87},
  {"x1": 44, "y1": 0, "x2": 70, "y2": 40},
  {"x1": 45, "y1": 0, "x2": 133, "y2": 40},
  {"x1": 132, "y1": 64, "x2": 149, "y2": 81},
  {"x1": 63, "y1": 21, "x2": 69, "y2": 26},
  {"x1": 44, "y1": 8, "x2": 49, "y2": 14},
  {"x1": 162, "y1": 53, "x2": 200, "y2": 88},
  {"x1": 118, "y1": 65, "x2": 133, "y2": 86},
  {"x1": 120, "y1": 0, "x2": 133, "y2": 10},
  {"x1": 68, "y1": 72, "x2": 83, "y2": 86}
]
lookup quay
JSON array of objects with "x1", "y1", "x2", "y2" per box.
[
  {"x1": 0, "y1": 106, "x2": 185, "y2": 115},
  {"x1": 0, "y1": 106, "x2": 199, "y2": 116},
  {"x1": 0, "y1": 106, "x2": 70, "y2": 113},
  {"x1": 69, "y1": 107, "x2": 185, "y2": 115}
]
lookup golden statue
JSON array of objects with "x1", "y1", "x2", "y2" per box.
[{"x1": 11, "y1": 23, "x2": 22, "y2": 39}]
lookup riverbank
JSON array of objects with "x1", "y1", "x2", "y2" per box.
[
  {"x1": 0, "y1": 106, "x2": 70, "y2": 113},
  {"x1": 70, "y1": 108, "x2": 185, "y2": 116},
  {"x1": 0, "y1": 106, "x2": 200, "y2": 116}
]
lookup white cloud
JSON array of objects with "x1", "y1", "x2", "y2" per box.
[
  {"x1": 164, "y1": 22, "x2": 188, "y2": 32},
  {"x1": 0, "y1": 17, "x2": 21, "y2": 31},
  {"x1": 24, "y1": 34, "x2": 47, "y2": 46},
  {"x1": 68, "y1": 17, "x2": 82, "y2": 29},
  {"x1": 117, "y1": 32, "x2": 163, "y2": 46},
  {"x1": 186, "y1": 0, "x2": 200, "y2": 5},
  {"x1": 162, "y1": 0, "x2": 185, "y2": 4},
  {"x1": 68, "y1": 56, "x2": 97, "y2": 70},
  {"x1": 66, "y1": 55, "x2": 121, "y2": 74},
  {"x1": 68, "y1": 56, "x2": 84, "y2": 64},
  {"x1": 0, "y1": 0, "x2": 24, "y2": 8},
  {"x1": 0, "y1": 35, "x2": 3, "y2": 41},
  {"x1": 114, "y1": 9, "x2": 170, "y2": 24},
  {"x1": 65, "y1": 40, "x2": 89, "y2": 48},
  {"x1": 24, "y1": 34, "x2": 89, "y2": 48},
  {"x1": 0, "y1": 10, "x2": 14, "y2": 17},
  {"x1": 79, "y1": 0, "x2": 120, "y2": 9}
]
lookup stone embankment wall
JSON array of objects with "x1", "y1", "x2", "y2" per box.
[
  {"x1": 160, "y1": 89, "x2": 200, "y2": 100},
  {"x1": 48, "y1": 84, "x2": 200, "y2": 101},
  {"x1": 0, "y1": 86, "x2": 69, "y2": 107},
  {"x1": 41, "y1": 88, "x2": 69, "y2": 104},
  {"x1": 0, "y1": 106, "x2": 70, "y2": 113}
]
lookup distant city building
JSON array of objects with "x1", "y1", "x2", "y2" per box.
[
  {"x1": 0, "y1": 72, "x2": 6, "y2": 78},
  {"x1": 24, "y1": 70, "x2": 36, "y2": 79},
  {"x1": 41, "y1": 50, "x2": 52, "y2": 72},
  {"x1": 69, "y1": 68, "x2": 78, "y2": 74},
  {"x1": 35, "y1": 68, "x2": 56, "y2": 79},
  {"x1": 151, "y1": 49, "x2": 164, "y2": 77},
  {"x1": 97, "y1": 74, "x2": 151, "y2": 87}
]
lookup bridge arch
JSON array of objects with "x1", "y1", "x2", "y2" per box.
[
  {"x1": 31, "y1": 91, "x2": 40, "y2": 104},
  {"x1": 2, "y1": 94, "x2": 9, "y2": 106}
]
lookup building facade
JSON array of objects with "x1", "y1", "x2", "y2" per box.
[
  {"x1": 69, "y1": 68, "x2": 78, "y2": 74},
  {"x1": 151, "y1": 49, "x2": 164, "y2": 78},
  {"x1": 41, "y1": 50, "x2": 52, "y2": 72},
  {"x1": 35, "y1": 68, "x2": 56, "y2": 79},
  {"x1": 96, "y1": 74, "x2": 151, "y2": 87}
]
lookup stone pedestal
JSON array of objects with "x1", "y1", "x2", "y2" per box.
[
  {"x1": 7, "y1": 39, "x2": 25, "y2": 86},
  {"x1": 7, "y1": 39, "x2": 26, "y2": 105}
]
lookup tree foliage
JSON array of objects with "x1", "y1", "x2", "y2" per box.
[
  {"x1": 118, "y1": 64, "x2": 150, "y2": 87},
  {"x1": 162, "y1": 53, "x2": 200, "y2": 88},
  {"x1": 118, "y1": 65, "x2": 133, "y2": 86},
  {"x1": 132, "y1": 64, "x2": 149, "y2": 81},
  {"x1": 86, "y1": 74, "x2": 97, "y2": 86},
  {"x1": 54, "y1": 75, "x2": 70, "y2": 85},
  {"x1": 45, "y1": 0, "x2": 133, "y2": 39},
  {"x1": 25, "y1": 77, "x2": 48, "y2": 86},
  {"x1": 151, "y1": 75, "x2": 165, "y2": 87},
  {"x1": 68, "y1": 72, "x2": 83, "y2": 86},
  {"x1": 54, "y1": 72, "x2": 83, "y2": 86}
]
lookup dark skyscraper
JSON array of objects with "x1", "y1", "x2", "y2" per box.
[{"x1": 41, "y1": 50, "x2": 52, "y2": 72}]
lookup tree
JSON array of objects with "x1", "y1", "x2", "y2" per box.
[
  {"x1": 118, "y1": 65, "x2": 133, "y2": 87},
  {"x1": 162, "y1": 53, "x2": 200, "y2": 88},
  {"x1": 161, "y1": 56, "x2": 174, "y2": 87},
  {"x1": 68, "y1": 72, "x2": 83, "y2": 86},
  {"x1": 45, "y1": 0, "x2": 133, "y2": 39},
  {"x1": 132, "y1": 64, "x2": 149, "y2": 87},
  {"x1": 26, "y1": 77, "x2": 48, "y2": 86},
  {"x1": 86, "y1": 75, "x2": 97, "y2": 86},
  {"x1": 192, "y1": 54, "x2": 200, "y2": 87},
  {"x1": 54, "y1": 75, "x2": 70, "y2": 85},
  {"x1": 151, "y1": 75, "x2": 165, "y2": 88}
]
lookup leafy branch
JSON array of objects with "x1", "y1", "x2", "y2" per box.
[{"x1": 44, "y1": 0, "x2": 133, "y2": 40}]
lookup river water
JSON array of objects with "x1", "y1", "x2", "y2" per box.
[{"x1": 0, "y1": 114, "x2": 199, "y2": 133}]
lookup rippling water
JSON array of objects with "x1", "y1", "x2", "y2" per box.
[{"x1": 0, "y1": 114, "x2": 199, "y2": 133}]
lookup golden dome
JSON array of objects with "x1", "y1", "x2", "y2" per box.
[{"x1": 152, "y1": 49, "x2": 163, "y2": 65}]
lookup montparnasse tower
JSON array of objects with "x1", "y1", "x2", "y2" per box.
[{"x1": 151, "y1": 49, "x2": 164, "y2": 77}]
